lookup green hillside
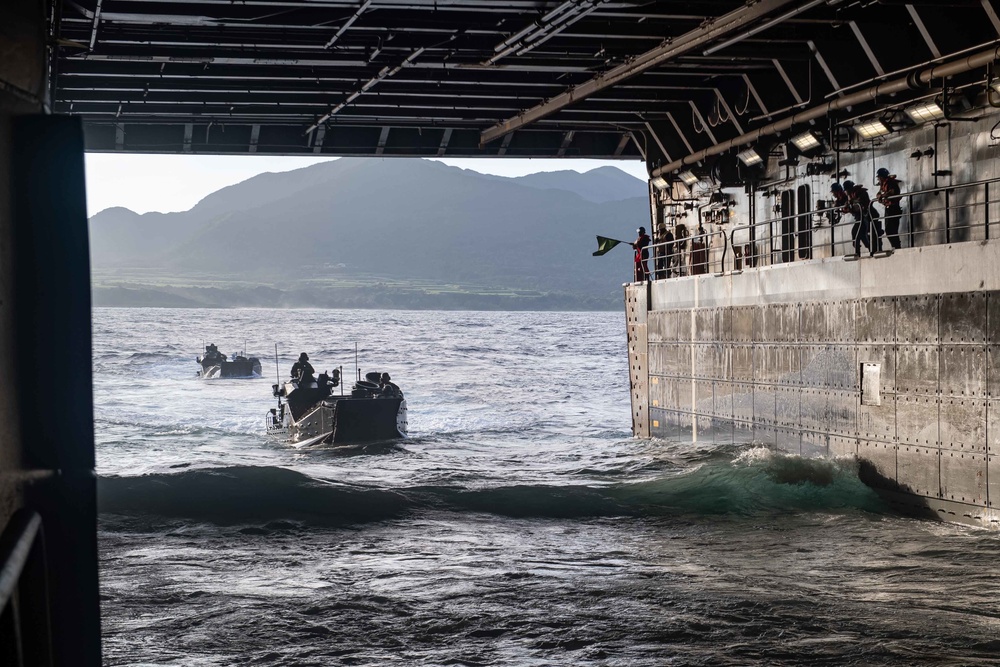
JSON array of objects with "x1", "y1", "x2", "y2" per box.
[{"x1": 89, "y1": 158, "x2": 648, "y2": 310}]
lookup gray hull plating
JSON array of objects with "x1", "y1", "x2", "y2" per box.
[{"x1": 626, "y1": 240, "x2": 1000, "y2": 528}]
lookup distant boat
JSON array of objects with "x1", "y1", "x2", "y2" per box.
[
  {"x1": 267, "y1": 369, "x2": 407, "y2": 444},
  {"x1": 197, "y1": 343, "x2": 262, "y2": 378}
]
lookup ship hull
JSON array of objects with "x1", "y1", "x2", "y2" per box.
[{"x1": 626, "y1": 239, "x2": 1000, "y2": 529}]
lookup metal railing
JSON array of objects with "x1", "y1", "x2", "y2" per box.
[
  {"x1": 0, "y1": 510, "x2": 53, "y2": 667},
  {"x1": 638, "y1": 176, "x2": 1000, "y2": 282},
  {"x1": 641, "y1": 227, "x2": 728, "y2": 280}
]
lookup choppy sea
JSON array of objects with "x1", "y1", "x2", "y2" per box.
[{"x1": 95, "y1": 308, "x2": 1000, "y2": 666}]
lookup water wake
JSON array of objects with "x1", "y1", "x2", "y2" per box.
[{"x1": 98, "y1": 448, "x2": 886, "y2": 526}]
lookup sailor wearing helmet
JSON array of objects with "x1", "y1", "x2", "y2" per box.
[
  {"x1": 629, "y1": 226, "x2": 651, "y2": 282},
  {"x1": 875, "y1": 167, "x2": 903, "y2": 250},
  {"x1": 290, "y1": 352, "x2": 315, "y2": 384},
  {"x1": 845, "y1": 181, "x2": 883, "y2": 256}
]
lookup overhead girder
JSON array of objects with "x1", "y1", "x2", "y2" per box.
[
  {"x1": 652, "y1": 41, "x2": 1000, "y2": 177},
  {"x1": 479, "y1": 0, "x2": 809, "y2": 145},
  {"x1": 50, "y1": 0, "x2": 1000, "y2": 158},
  {"x1": 81, "y1": 120, "x2": 645, "y2": 158}
]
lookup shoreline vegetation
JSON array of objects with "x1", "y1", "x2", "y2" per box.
[{"x1": 90, "y1": 271, "x2": 622, "y2": 311}]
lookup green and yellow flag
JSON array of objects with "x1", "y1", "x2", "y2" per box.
[{"x1": 593, "y1": 235, "x2": 625, "y2": 256}]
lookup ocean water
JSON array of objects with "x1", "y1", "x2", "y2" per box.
[{"x1": 95, "y1": 308, "x2": 1000, "y2": 666}]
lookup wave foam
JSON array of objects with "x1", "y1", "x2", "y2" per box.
[{"x1": 99, "y1": 449, "x2": 886, "y2": 527}]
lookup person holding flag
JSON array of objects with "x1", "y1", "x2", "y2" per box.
[
  {"x1": 630, "y1": 226, "x2": 651, "y2": 282},
  {"x1": 591, "y1": 226, "x2": 651, "y2": 283}
]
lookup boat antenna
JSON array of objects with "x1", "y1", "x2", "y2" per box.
[
  {"x1": 274, "y1": 344, "x2": 281, "y2": 410},
  {"x1": 355, "y1": 342, "x2": 359, "y2": 383}
]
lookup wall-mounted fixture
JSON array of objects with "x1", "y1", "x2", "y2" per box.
[
  {"x1": 853, "y1": 120, "x2": 890, "y2": 139},
  {"x1": 651, "y1": 175, "x2": 669, "y2": 190},
  {"x1": 709, "y1": 191, "x2": 732, "y2": 207},
  {"x1": 804, "y1": 161, "x2": 834, "y2": 175},
  {"x1": 777, "y1": 143, "x2": 798, "y2": 167},
  {"x1": 678, "y1": 170, "x2": 700, "y2": 186},
  {"x1": 736, "y1": 148, "x2": 763, "y2": 166},
  {"x1": 904, "y1": 100, "x2": 944, "y2": 123}
]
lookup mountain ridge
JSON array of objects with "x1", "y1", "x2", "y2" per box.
[{"x1": 89, "y1": 158, "x2": 649, "y2": 310}]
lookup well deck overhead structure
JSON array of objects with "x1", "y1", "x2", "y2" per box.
[
  {"x1": 52, "y1": 0, "x2": 1000, "y2": 160},
  {"x1": 3, "y1": 1, "x2": 1000, "y2": 664}
]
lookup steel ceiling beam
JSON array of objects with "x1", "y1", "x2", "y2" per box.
[
  {"x1": 906, "y1": 4, "x2": 941, "y2": 58},
  {"x1": 478, "y1": 0, "x2": 807, "y2": 146},
  {"x1": 325, "y1": 0, "x2": 373, "y2": 49},
  {"x1": 651, "y1": 42, "x2": 1000, "y2": 177},
  {"x1": 984, "y1": 0, "x2": 1000, "y2": 36},
  {"x1": 88, "y1": 0, "x2": 104, "y2": 50},
  {"x1": 849, "y1": 21, "x2": 884, "y2": 76},
  {"x1": 700, "y1": 0, "x2": 829, "y2": 56}
]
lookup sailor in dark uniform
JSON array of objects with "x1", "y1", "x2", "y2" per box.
[
  {"x1": 378, "y1": 372, "x2": 401, "y2": 397},
  {"x1": 290, "y1": 352, "x2": 315, "y2": 384}
]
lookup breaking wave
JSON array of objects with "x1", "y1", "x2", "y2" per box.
[{"x1": 98, "y1": 449, "x2": 886, "y2": 526}]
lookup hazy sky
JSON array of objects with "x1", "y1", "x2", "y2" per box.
[{"x1": 84, "y1": 154, "x2": 649, "y2": 217}]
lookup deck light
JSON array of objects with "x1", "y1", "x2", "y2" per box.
[
  {"x1": 904, "y1": 100, "x2": 944, "y2": 123},
  {"x1": 791, "y1": 131, "x2": 821, "y2": 152},
  {"x1": 853, "y1": 120, "x2": 890, "y2": 139},
  {"x1": 737, "y1": 148, "x2": 763, "y2": 166},
  {"x1": 650, "y1": 176, "x2": 669, "y2": 190},
  {"x1": 678, "y1": 170, "x2": 700, "y2": 186}
]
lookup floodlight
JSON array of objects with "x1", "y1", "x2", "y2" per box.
[
  {"x1": 678, "y1": 170, "x2": 700, "y2": 186},
  {"x1": 650, "y1": 176, "x2": 669, "y2": 190},
  {"x1": 853, "y1": 120, "x2": 890, "y2": 139},
  {"x1": 904, "y1": 100, "x2": 944, "y2": 123},
  {"x1": 737, "y1": 148, "x2": 763, "y2": 166},
  {"x1": 791, "y1": 131, "x2": 821, "y2": 152}
]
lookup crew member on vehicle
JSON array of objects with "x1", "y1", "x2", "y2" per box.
[
  {"x1": 290, "y1": 352, "x2": 315, "y2": 384},
  {"x1": 379, "y1": 372, "x2": 401, "y2": 397},
  {"x1": 630, "y1": 226, "x2": 651, "y2": 283}
]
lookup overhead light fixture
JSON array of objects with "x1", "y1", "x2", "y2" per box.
[
  {"x1": 650, "y1": 176, "x2": 669, "y2": 190},
  {"x1": 904, "y1": 100, "x2": 944, "y2": 123},
  {"x1": 853, "y1": 120, "x2": 890, "y2": 139},
  {"x1": 737, "y1": 148, "x2": 763, "y2": 166},
  {"x1": 791, "y1": 131, "x2": 821, "y2": 152},
  {"x1": 678, "y1": 170, "x2": 700, "y2": 186}
]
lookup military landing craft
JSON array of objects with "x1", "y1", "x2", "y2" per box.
[
  {"x1": 197, "y1": 343, "x2": 263, "y2": 378},
  {"x1": 267, "y1": 367, "x2": 407, "y2": 445}
]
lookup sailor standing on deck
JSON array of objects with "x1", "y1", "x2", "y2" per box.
[
  {"x1": 875, "y1": 167, "x2": 903, "y2": 250},
  {"x1": 630, "y1": 226, "x2": 651, "y2": 283},
  {"x1": 290, "y1": 352, "x2": 315, "y2": 384},
  {"x1": 846, "y1": 181, "x2": 883, "y2": 256}
]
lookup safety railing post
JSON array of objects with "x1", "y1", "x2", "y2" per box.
[
  {"x1": 986, "y1": 182, "x2": 991, "y2": 241},
  {"x1": 945, "y1": 189, "x2": 951, "y2": 244},
  {"x1": 908, "y1": 193, "x2": 915, "y2": 247}
]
